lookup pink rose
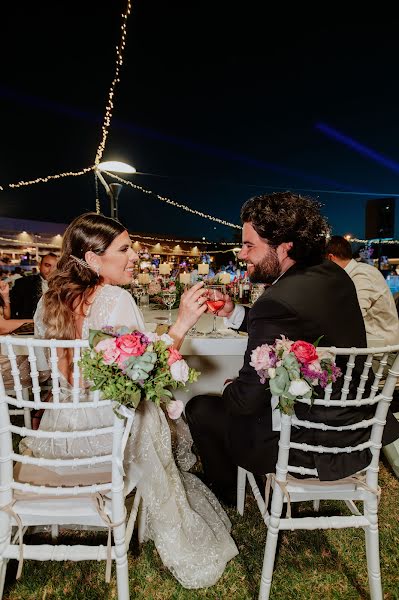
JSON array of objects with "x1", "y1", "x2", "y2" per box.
[
  {"x1": 170, "y1": 359, "x2": 189, "y2": 383},
  {"x1": 95, "y1": 338, "x2": 120, "y2": 365},
  {"x1": 167, "y1": 347, "x2": 183, "y2": 366},
  {"x1": 166, "y1": 399, "x2": 184, "y2": 420},
  {"x1": 291, "y1": 340, "x2": 318, "y2": 364},
  {"x1": 250, "y1": 344, "x2": 275, "y2": 373},
  {"x1": 116, "y1": 333, "x2": 147, "y2": 363}
]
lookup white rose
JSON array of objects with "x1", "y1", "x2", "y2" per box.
[
  {"x1": 145, "y1": 332, "x2": 158, "y2": 342},
  {"x1": 166, "y1": 399, "x2": 184, "y2": 420},
  {"x1": 170, "y1": 359, "x2": 189, "y2": 383},
  {"x1": 288, "y1": 379, "x2": 311, "y2": 397},
  {"x1": 160, "y1": 333, "x2": 174, "y2": 347},
  {"x1": 268, "y1": 367, "x2": 276, "y2": 379}
]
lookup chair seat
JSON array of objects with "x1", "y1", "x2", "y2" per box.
[
  {"x1": 284, "y1": 473, "x2": 369, "y2": 501},
  {"x1": 12, "y1": 497, "x2": 108, "y2": 527},
  {"x1": 14, "y1": 460, "x2": 112, "y2": 488}
]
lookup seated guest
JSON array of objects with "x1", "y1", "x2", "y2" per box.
[
  {"x1": 326, "y1": 236, "x2": 399, "y2": 347},
  {"x1": 0, "y1": 280, "x2": 33, "y2": 334},
  {"x1": 0, "y1": 280, "x2": 34, "y2": 388},
  {"x1": 10, "y1": 253, "x2": 58, "y2": 318},
  {"x1": 186, "y1": 192, "x2": 399, "y2": 504}
]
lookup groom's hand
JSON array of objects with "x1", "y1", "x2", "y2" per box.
[{"x1": 217, "y1": 293, "x2": 235, "y2": 318}]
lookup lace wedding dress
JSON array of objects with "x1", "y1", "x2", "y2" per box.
[{"x1": 24, "y1": 284, "x2": 238, "y2": 589}]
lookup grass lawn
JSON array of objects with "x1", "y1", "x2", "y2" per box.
[{"x1": 3, "y1": 460, "x2": 399, "y2": 600}]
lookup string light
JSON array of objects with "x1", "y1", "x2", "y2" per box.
[
  {"x1": 94, "y1": 171, "x2": 101, "y2": 214},
  {"x1": 129, "y1": 233, "x2": 236, "y2": 245},
  {"x1": 94, "y1": 0, "x2": 132, "y2": 166},
  {"x1": 350, "y1": 237, "x2": 399, "y2": 244},
  {"x1": 103, "y1": 171, "x2": 241, "y2": 229},
  {"x1": 0, "y1": 235, "x2": 61, "y2": 248},
  {"x1": 7, "y1": 166, "x2": 94, "y2": 189}
]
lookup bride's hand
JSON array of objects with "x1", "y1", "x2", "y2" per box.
[{"x1": 168, "y1": 282, "x2": 207, "y2": 347}]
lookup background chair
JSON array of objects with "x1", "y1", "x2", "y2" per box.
[
  {"x1": 237, "y1": 344, "x2": 399, "y2": 600},
  {"x1": 0, "y1": 335, "x2": 144, "y2": 600}
]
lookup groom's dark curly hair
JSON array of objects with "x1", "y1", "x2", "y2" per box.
[{"x1": 240, "y1": 191, "x2": 331, "y2": 265}]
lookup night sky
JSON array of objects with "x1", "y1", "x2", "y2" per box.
[{"x1": 2, "y1": 4, "x2": 399, "y2": 242}]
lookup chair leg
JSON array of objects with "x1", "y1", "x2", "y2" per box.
[
  {"x1": 125, "y1": 491, "x2": 141, "y2": 547},
  {"x1": 364, "y1": 496, "x2": 383, "y2": 600},
  {"x1": 0, "y1": 559, "x2": 8, "y2": 600},
  {"x1": 258, "y1": 519, "x2": 280, "y2": 599},
  {"x1": 51, "y1": 525, "x2": 59, "y2": 539},
  {"x1": 113, "y1": 523, "x2": 130, "y2": 600},
  {"x1": 258, "y1": 486, "x2": 284, "y2": 600},
  {"x1": 237, "y1": 467, "x2": 247, "y2": 516},
  {"x1": 137, "y1": 502, "x2": 146, "y2": 545}
]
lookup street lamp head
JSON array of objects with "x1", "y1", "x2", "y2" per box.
[
  {"x1": 95, "y1": 161, "x2": 136, "y2": 221},
  {"x1": 97, "y1": 160, "x2": 136, "y2": 174}
]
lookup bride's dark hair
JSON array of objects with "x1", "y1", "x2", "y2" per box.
[{"x1": 42, "y1": 212, "x2": 126, "y2": 339}]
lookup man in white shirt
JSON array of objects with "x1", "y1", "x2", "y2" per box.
[{"x1": 326, "y1": 236, "x2": 399, "y2": 347}]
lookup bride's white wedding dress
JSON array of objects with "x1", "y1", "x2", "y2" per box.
[{"x1": 24, "y1": 284, "x2": 238, "y2": 589}]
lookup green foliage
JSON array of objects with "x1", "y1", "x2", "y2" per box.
[{"x1": 79, "y1": 333, "x2": 200, "y2": 411}]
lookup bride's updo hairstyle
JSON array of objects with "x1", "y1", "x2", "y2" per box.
[{"x1": 42, "y1": 212, "x2": 126, "y2": 339}]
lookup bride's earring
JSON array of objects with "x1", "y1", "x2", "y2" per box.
[{"x1": 95, "y1": 264, "x2": 100, "y2": 277}]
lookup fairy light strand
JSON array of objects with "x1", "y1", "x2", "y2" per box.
[
  {"x1": 7, "y1": 166, "x2": 95, "y2": 189},
  {"x1": 129, "y1": 233, "x2": 237, "y2": 245},
  {"x1": 0, "y1": 236, "x2": 61, "y2": 248},
  {"x1": 94, "y1": 171, "x2": 101, "y2": 214},
  {"x1": 103, "y1": 171, "x2": 241, "y2": 229},
  {"x1": 94, "y1": 0, "x2": 132, "y2": 165},
  {"x1": 350, "y1": 237, "x2": 399, "y2": 244}
]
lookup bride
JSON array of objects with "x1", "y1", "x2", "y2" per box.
[{"x1": 24, "y1": 212, "x2": 238, "y2": 589}]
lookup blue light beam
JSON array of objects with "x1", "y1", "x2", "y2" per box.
[{"x1": 316, "y1": 122, "x2": 399, "y2": 174}]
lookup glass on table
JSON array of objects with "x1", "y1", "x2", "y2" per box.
[
  {"x1": 204, "y1": 284, "x2": 226, "y2": 337},
  {"x1": 162, "y1": 290, "x2": 177, "y2": 325},
  {"x1": 131, "y1": 284, "x2": 145, "y2": 305}
]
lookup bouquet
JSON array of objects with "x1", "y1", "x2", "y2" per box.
[
  {"x1": 250, "y1": 336, "x2": 342, "y2": 415},
  {"x1": 80, "y1": 327, "x2": 200, "y2": 419}
]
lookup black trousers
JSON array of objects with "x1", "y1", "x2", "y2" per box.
[{"x1": 185, "y1": 394, "x2": 237, "y2": 497}]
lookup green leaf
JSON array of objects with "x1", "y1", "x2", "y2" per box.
[
  {"x1": 313, "y1": 335, "x2": 324, "y2": 348},
  {"x1": 269, "y1": 366, "x2": 289, "y2": 396},
  {"x1": 88, "y1": 328, "x2": 113, "y2": 349}
]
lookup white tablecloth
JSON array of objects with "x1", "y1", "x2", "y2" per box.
[{"x1": 142, "y1": 307, "x2": 248, "y2": 402}]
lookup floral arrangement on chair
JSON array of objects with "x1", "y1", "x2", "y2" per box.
[
  {"x1": 250, "y1": 336, "x2": 342, "y2": 414},
  {"x1": 80, "y1": 327, "x2": 200, "y2": 419}
]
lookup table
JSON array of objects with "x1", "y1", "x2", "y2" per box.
[{"x1": 142, "y1": 307, "x2": 248, "y2": 402}]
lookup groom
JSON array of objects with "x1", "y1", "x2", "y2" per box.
[{"x1": 185, "y1": 192, "x2": 399, "y2": 505}]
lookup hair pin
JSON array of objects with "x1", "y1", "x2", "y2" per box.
[{"x1": 70, "y1": 255, "x2": 92, "y2": 270}]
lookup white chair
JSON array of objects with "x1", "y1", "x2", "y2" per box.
[
  {"x1": 237, "y1": 344, "x2": 399, "y2": 600},
  {"x1": 0, "y1": 336, "x2": 144, "y2": 600}
]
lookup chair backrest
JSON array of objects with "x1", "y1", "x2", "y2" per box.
[
  {"x1": 0, "y1": 335, "x2": 132, "y2": 513},
  {"x1": 275, "y1": 344, "x2": 399, "y2": 489}
]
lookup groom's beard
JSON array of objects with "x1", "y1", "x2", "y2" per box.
[{"x1": 249, "y1": 248, "x2": 281, "y2": 284}]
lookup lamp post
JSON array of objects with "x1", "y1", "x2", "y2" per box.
[{"x1": 95, "y1": 160, "x2": 136, "y2": 220}]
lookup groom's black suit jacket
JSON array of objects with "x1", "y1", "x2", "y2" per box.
[{"x1": 223, "y1": 260, "x2": 399, "y2": 480}]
